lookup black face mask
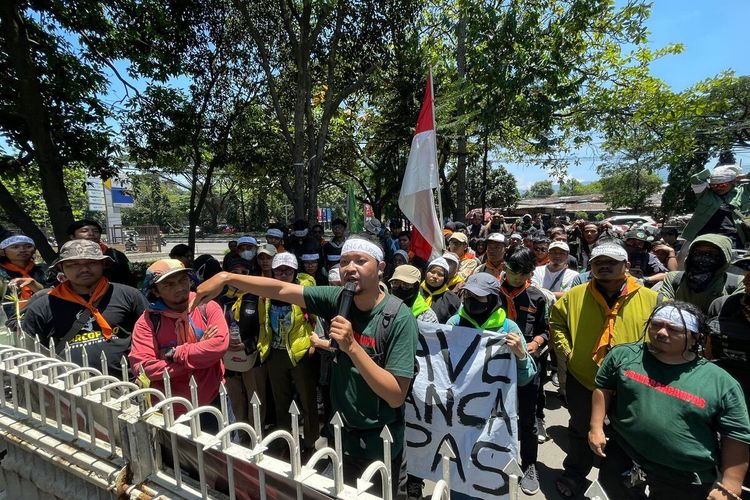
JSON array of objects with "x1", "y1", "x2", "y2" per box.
[
  {"x1": 686, "y1": 253, "x2": 723, "y2": 291},
  {"x1": 391, "y1": 285, "x2": 419, "y2": 304},
  {"x1": 464, "y1": 297, "x2": 491, "y2": 317}
]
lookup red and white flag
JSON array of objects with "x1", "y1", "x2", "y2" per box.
[{"x1": 399, "y1": 72, "x2": 444, "y2": 262}]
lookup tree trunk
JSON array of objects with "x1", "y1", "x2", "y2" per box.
[
  {"x1": 0, "y1": 0, "x2": 74, "y2": 245},
  {"x1": 0, "y1": 180, "x2": 57, "y2": 262},
  {"x1": 455, "y1": 14, "x2": 468, "y2": 221}
]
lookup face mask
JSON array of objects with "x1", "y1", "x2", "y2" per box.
[
  {"x1": 391, "y1": 284, "x2": 419, "y2": 303},
  {"x1": 686, "y1": 253, "x2": 723, "y2": 291},
  {"x1": 464, "y1": 297, "x2": 491, "y2": 317},
  {"x1": 240, "y1": 250, "x2": 256, "y2": 261},
  {"x1": 294, "y1": 229, "x2": 308, "y2": 238}
]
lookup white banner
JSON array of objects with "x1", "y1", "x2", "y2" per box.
[{"x1": 405, "y1": 322, "x2": 518, "y2": 498}]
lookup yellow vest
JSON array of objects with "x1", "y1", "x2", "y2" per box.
[{"x1": 257, "y1": 273, "x2": 316, "y2": 366}]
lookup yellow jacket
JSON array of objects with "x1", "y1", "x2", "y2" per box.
[
  {"x1": 258, "y1": 273, "x2": 316, "y2": 366},
  {"x1": 550, "y1": 281, "x2": 657, "y2": 390}
]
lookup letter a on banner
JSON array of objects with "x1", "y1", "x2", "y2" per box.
[{"x1": 399, "y1": 72, "x2": 445, "y2": 262}]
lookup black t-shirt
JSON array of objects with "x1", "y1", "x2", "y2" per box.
[
  {"x1": 105, "y1": 248, "x2": 137, "y2": 287},
  {"x1": 22, "y1": 282, "x2": 148, "y2": 377},
  {"x1": 699, "y1": 203, "x2": 740, "y2": 246},
  {"x1": 498, "y1": 284, "x2": 549, "y2": 347}
]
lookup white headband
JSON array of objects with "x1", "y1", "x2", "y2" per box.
[
  {"x1": 301, "y1": 253, "x2": 319, "y2": 262},
  {"x1": 652, "y1": 305, "x2": 700, "y2": 334},
  {"x1": 341, "y1": 238, "x2": 383, "y2": 262}
]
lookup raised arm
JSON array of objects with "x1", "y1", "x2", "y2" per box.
[{"x1": 191, "y1": 272, "x2": 306, "y2": 310}]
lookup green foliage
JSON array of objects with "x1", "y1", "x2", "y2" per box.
[
  {"x1": 120, "y1": 173, "x2": 190, "y2": 228},
  {"x1": 595, "y1": 213, "x2": 606, "y2": 221},
  {"x1": 465, "y1": 163, "x2": 520, "y2": 211},
  {"x1": 598, "y1": 169, "x2": 662, "y2": 212},
  {"x1": 558, "y1": 179, "x2": 601, "y2": 196},
  {"x1": 574, "y1": 211, "x2": 588, "y2": 220},
  {"x1": 526, "y1": 180, "x2": 554, "y2": 198}
]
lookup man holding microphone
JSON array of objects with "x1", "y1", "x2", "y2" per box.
[{"x1": 192, "y1": 235, "x2": 418, "y2": 498}]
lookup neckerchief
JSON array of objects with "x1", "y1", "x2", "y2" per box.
[
  {"x1": 48, "y1": 278, "x2": 113, "y2": 340},
  {"x1": 482, "y1": 259, "x2": 504, "y2": 279},
  {"x1": 498, "y1": 280, "x2": 530, "y2": 321},
  {"x1": 536, "y1": 255, "x2": 550, "y2": 266},
  {"x1": 231, "y1": 292, "x2": 246, "y2": 322},
  {"x1": 98, "y1": 241, "x2": 109, "y2": 254},
  {"x1": 420, "y1": 281, "x2": 450, "y2": 308},
  {"x1": 588, "y1": 276, "x2": 642, "y2": 365},
  {"x1": 0, "y1": 261, "x2": 37, "y2": 300},
  {"x1": 148, "y1": 299, "x2": 204, "y2": 345}
]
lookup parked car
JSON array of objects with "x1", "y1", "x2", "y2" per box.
[{"x1": 604, "y1": 215, "x2": 656, "y2": 227}]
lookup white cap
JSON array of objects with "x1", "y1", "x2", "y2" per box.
[
  {"x1": 443, "y1": 252, "x2": 460, "y2": 265},
  {"x1": 486, "y1": 233, "x2": 506, "y2": 244},
  {"x1": 590, "y1": 243, "x2": 628, "y2": 262},
  {"x1": 549, "y1": 241, "x2": 570, "y2": 253},
  {"x1": 272, "y1": 252, "x2": 298, "y2": 270},
  {"x1": 709, "y1": 164, "x2": 741, "y2": 184}
]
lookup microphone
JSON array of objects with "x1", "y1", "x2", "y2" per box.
[{"x1": 331, "y1": 281, "x2": 357, "y2": 350}]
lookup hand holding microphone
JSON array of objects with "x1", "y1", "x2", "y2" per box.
[{"x1": 329, "y1": 281, "x2": 357, "y2": 352}]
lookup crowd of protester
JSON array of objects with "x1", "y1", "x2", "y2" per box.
[{"x1": 0, "y1": 162, "x2": 749, "y2": 499}]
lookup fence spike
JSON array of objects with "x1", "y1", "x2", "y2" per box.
[
  {"x1": 120, "y1": 355, "x2": 129, "y2": 382},
  {"x1": 250, "y1": 392, "x2": 263, "y2": 439},
  {"x1": 163, "y1": 368, "x2": 172, "y2": 398},
  {"x1": 48, "y1": 338, "x2": 56, "y2": 357},
  {"x1": 64, "y1": 343, "x2": 71, "y2": 363},
  {"x1": 33, "y1": 335, "x2": 41, "y2": 353},
  {"x1": 81, "y1": 348, "x2": 89, "y2": 368},
  {"x1": 584, "y1": 480, "x2": 610, "y2": 500},
  {"x1": 503, "y1": 458, "x2": 524, "y2": 500},
  {"x1": 189, "y1": 375, "x2": 198, "y2": 408},
  {"x1": 100, "y1": 351, "x2": 108, "y2": 377}
]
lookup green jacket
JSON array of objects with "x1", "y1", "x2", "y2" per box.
[
  {"x1": 257, "y1": 273, "x2": 316, "y2": 365},
  {"x1": 658, "y1": 234, "x2": 744, "y2": 313},
  {"x1": 682, "y1": 168, "x2": 750, "y2": 244}
]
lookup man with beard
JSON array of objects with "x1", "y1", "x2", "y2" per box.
[
  {"x1": 658, "y1": 234, "x2": 743, "y2": 314},
  {"x1": 622, "y1": 229, "x2": 667, "y2": 286}
]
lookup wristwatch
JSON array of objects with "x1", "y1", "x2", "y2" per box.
[{"x1": 164, "y1": 347, "x2": 176, "y2": 362}]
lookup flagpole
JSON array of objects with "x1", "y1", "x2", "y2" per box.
[{"x1": 430, "y1": 69, "x2": 445, "y2": 229}]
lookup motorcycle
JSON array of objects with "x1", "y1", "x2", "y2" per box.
[{"x1": 125, "y1": 231, "x2": 138, "y2": 252}]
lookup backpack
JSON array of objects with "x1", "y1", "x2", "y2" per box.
[{"x1": 371, "y1": 295, "x2": 404, "y2": 368}]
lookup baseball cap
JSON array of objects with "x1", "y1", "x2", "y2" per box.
[
  {"x1": 427, "y1": 257, "x2": 450, "y2": 273},
  {"x1": 590, "y1": 243, "x2": 628, "y2": 262},
  {"x1": 449, "y1": 232, "x2": 468, "y2": 244},
  {"x1": 624, "y1": 229, "x2": 648, "y2": 242},
  {"x1": 549, "y1": 241, "x2": 570, "y2": 253},
  {"x1": 52, "y1": 239, "x2": 113, "y2": 269},
  {"x1": 462, "y1": 273, "x2": 500, "y2": 297},
  {"x1": 486, "y1": 233, "x2": 506, "y2": 244},
  {"x1": 143, "y1": 259, "x2": 192, "y2": 289},
  {"x1": 266, "y1": 228, "x2": 284, "y2": 239},
  {"x1": 510, "y1": 233, "x2": 522, "y2": 241},
  {"x1": 364, "y1": 218, "x2": 382, "y2": 235},
  {"x1": 272, "y1": 252, "x2": 298, "y2": 270},
  {"x1": 389, "y1": 265, "x2": 422, "y2": 285},
  {"x1": 237, "y1": 236, "x2": 258, "y2": 246},
  {"x1": 257, "y1": 243, "x2": 278, "y2": 258},
  {"x1": 443, "y1": 252, "x2": 460, "y2": 266}
]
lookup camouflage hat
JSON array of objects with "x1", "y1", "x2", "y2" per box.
[{"x1": 52, "y1": 239, "x2": 113, "y2": 269}]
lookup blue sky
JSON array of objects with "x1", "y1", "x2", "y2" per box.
[{"x1": 507, "y1": 0, "x2": 750, "y2": 190}]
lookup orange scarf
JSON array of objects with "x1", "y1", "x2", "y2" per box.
[
  {"x1": 482, "y1": 259, "x2": 504, "y2": 279},
  {"x1": 98, "y1": 242, "x2": 109, "y2": 254},
  {"x1": 588, "y1": 276, "x2": 642, "y2": 365},
  {"x1": 498, "y1": 281, "x2": 530, "y2": 321},
  {"x1": 49, "y1": 278, "x2": 113, "y2": 340},
  {"x1": 536, "y1": 255, "x2": 550, "y2": 266},
  {"x1": 0, "y1": 261, "x2": 37, "y2": 300},
  {"x1": 150, "y1": 308, "x2": 198, "y2": 345}
]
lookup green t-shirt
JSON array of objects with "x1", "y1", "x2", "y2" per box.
[
  {"x1": 303, "y1": 286, "x2": 419, "y2": 459},
  {"x1": 596, "y1": 343, "x2": 750, "y2": 484}
]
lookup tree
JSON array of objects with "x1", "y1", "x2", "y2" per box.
[
  {"x1": 526, "y1": 180, "x2": 554, "y2": 198},
  {"x1": 599, "y1": 169, "x2": 662, "y2": 212},
  {"x1": 120, "y1": 173, "x2": 190, "y2": 229},
  {"x1": 0, "y1": 0, "x2": 124, "y2": 260},
  {"x1": 235, "y1": 0, "x2": 419, "y2": 222},
  {"x1": 558, "y1": 179, "x2": 601, "y2": 196},
  {"x1": 465, "y1": 163, "x2": 519, "y2": 211}
]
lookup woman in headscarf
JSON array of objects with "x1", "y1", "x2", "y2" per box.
[{"x1": 418, "y1": 257, "x2": 460, "y2": 323}]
